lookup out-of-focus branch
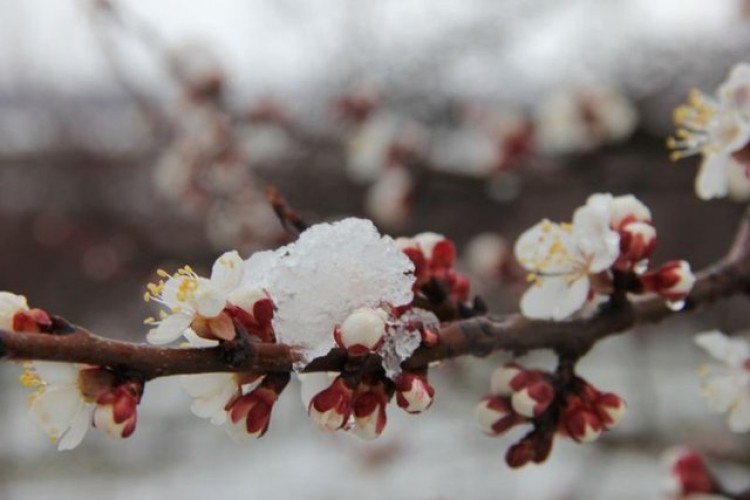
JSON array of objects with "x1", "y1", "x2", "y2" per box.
[{"x1": 2, "y1": 209, "x2": 750, "y2": 379}]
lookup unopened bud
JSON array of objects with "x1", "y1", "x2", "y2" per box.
[
  {"x1": 610, "y1": 194, "x2": 652, "y2": 229},
  {"x1": 93, "y1": 383, "x2": 141, "y2": 440},
  {"x1": 352, "y1": 384, "x2": 389, "y2": 440},
  {"x1": 489, "y1": 364, "x2": 524, "y2": 397},
  {"x1": 308, "y1": 377, "x2": 353, "y2": 431},
  {"x1": 640, "y1": 260, "x2": 696, "y2": 302},
  {"x1": 334, "y1": 307, "x2": 387, "y2": 355},
  {"x1": 395, "y1": 372, "x2": 435, "y2": 414},
  {"x1": 662, "y1": 447, "x2": 718, "y2": 496},
  {"x1": 227, "y1": 386, "x2": 277, "y2": 438},
  {"x1": 563, "y1": 405, "x2": 603, "y2": 443},
  {"x1": 511, "y1": 380, "x2": 555, "y2": 418},
  {"x1": 594, "y1": 392, "x2": 626, "y2": 430},
  {"x1": 616, "y1": 221, "x2": 657, "y2": 271},
  {"x1": 12, "y1": 308, "x2": 53, "y2": 333},
  {"x1": 474, "y1": 396, "x2": 524, "y2": 436}
]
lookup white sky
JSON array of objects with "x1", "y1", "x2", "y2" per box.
[{"x1": 0, "y1": 0, "x2": 746, "y2": 105}]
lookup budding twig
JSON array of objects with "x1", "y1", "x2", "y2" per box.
[{"x1": 1, "y1": 209, "x2": 750, "y2": 380}]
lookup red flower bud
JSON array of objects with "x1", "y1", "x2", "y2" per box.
[
  {"x1": 94, "y1": 382, "x2": 141, "y2": 440},
  {"x1": 395, "y1": 372, "x2": 435, "y2": 414},
  {"x1": 640, "y1": 260, "x2": 696, "y2": 303},
  {"x1": 308, "y1": 377, "x2": 353, "y2": 431}
]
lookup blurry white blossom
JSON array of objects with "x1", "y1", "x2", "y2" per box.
[{"x1": 694, "y1": 330, "x2": 750, "y2": 432}]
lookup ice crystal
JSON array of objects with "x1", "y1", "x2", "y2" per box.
[
  {"x1": 241, "y1": 218, "x2": 415, "y2": 368},
  {"x1": 378, "y1": 308, "x2": 439, "y2": 380}
]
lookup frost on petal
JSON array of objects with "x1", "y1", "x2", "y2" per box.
[
  {"x1": 147, "y1": 313, "x2": 193, "y2": 345},
  {"x1": 695, "y1": 331, "x2": 750, "y2": 367},
  {"x1": 728, "y1": 392, "x2": 750, "y2": 432},
  {"x1": 572, "y1": 202, "x2": 620, "y2": 272},
  {"x1": 58, "y1": 406, "x2": 92, "y2": 451},
  {"x1": 210, "y1": 251, "x2": 244, "y2": 293},
  {"x1": 248, "y1": 218, "x2": 415, "y2": 368},
  {"x1": 514, "y1": 220, "x2": 579, "y2": 275},
  {"x1": 520, "y1": 276, "x2": 589, "y2": 320},
  {"x1": 696, "y1": 154, "x2": 730, "y2": 200}
]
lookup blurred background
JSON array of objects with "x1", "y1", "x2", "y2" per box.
[{"x1": 1, "y1": 0, "x2": 750, "y2": 498}]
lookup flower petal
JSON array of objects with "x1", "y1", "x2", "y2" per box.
[
  {"x1": 210, "y1": 251, "x2": 244, "y2": 294},
  {"x1": 701, "y1": 373, "x2": 743, "y2": 413},
  {"x1": 695, "y1": 330, "x2": 750, "y2": 367},
  {"x1": 514, "y1": 220, "x2": 578, "y2": 274},
  {"x1": 146, "y1": 314, "x2": 192, "y2": 345},
  {"x1": 520, "y1": 276, "x2": 589, "y2": 321},
  {"x1": 58, "y1": 405, "x2": 92, "y2": 450},
  {"x1": 695, "y1": 154, "x2": 730, "y2": 200},
  {"x1": 29, "y1": 386, "x2": 85, "y2": 440},
  {"x1": 572, "y1": 202, "x2": 620, "y2": 272},
  {"x1": 32, "y1": 361, "x2": 79, "y2": 386},
  {"x1": 194, "y1": 284, "x2": 226, "y2": 318},
  {"x1": 181, "y1": 373, "x2": 237, "y2": 424},
  {"x1": 728, "y1": 391, "x2": 750, "y2": 433}
]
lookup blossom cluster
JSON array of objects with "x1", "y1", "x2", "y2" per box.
[
  {"x1": 514, "y1": 193, "x2": 696, "y2": 320},
  {"x1": 0, "y1": 292, "x2": 143, "y2": 450},
  {"x1": 142, "y1": 220, "x2": 452, "y2": 443},
  {"x1": 669, "y1": 63, "x2": 750, "y2": 201},
  {"x1": 474, "y1": 362, "x2": 625, "y2": 467},
  {"x1": 300, "y1": 304, "x2": 439, "y2": 439},
  {"x1": 337, "y1": 85, "x2": 636, "y2": 228}
]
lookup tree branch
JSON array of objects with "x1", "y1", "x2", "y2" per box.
[{"x1": 2, "y1": 209, "x2": 750, "y2": 380}]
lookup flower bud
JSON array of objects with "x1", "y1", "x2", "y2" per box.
[
  {"x1": 227, "y1": 386, "x2": 277, "y2": 438},
  {"x1": 12, "y1": 308, "x2": 53, "y2": 333},
  {"x1": 505, "y1": 438, "x2": 536, "y2": 468},
  {"x1": 226, "y1": 288, "x2": 275, "y2": 341},
  {"x1": 662, "y1": 448, "x2": 718, "y2": 496},
  {"x1": 562, "y1": 404, "x2": 603, "y2": 443},
  {"x1": 0, "y1": 292, "x2": 29, "y2": 331},
  {"x1": 352, "y1": 383, "x2": 389, "y2": 440},
  {"x1": 93, "y1": 383, "x2": 141, "y2": 440},
  {"x1": 615, "y1": 221, "x2": 657, "y2": 271},
  {"x1": 610, "y1": 194, "x2": 652, "y2": 230},
  {"x1": 308, "y1": 377, "x2": 353, "y2": 431},
  {"x1": 511, "y1": 380, "x2": 555, "y2": 418},
  {"x1": 489, "y1": 364, "x2": 524, "y2": 396},
  {"x1": 474, "y1": 396, "x2": 524, "y2": 436},
  {"x1": 594, "y1": 392, "x2": 626, "y2": 430},
  {"x1": 640, "y1": 260, "x2": 696, "y2": 302},
  {"x1": 395, "y1": 372, "x2": 435, "y2": 414},
  {"x1": 334, "y1": 307, "x2": 387, "y2": 355}
]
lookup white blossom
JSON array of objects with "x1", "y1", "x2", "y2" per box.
[
  {"x1": 144, "y1": 251, "x2": 244, "y2": 345},
  {"x1": 20, "y1": 362, "x2": 94, "y2": 450},
  {"x1": 669, "y1": 63, "x2": 750, "y2": 200},
  {"x1": 514, "y1": 195, "x2": 619, "y2": 320},
  {"x1": 694, "y1": 330, "x2": 750, "y2": 432}
]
